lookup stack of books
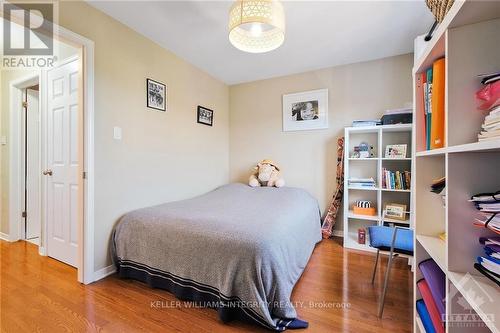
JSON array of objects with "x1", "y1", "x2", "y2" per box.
[
  {"x1": 478, "y1": 105, "x2": 500, "y2": 141},
  {"x1": 381, "y1": 169, "x2": 411, "y2": 190},
  {"x1": 430, "y1": 177, "x2": 445, "y2": 194},
  {"x1": 417, "y1": 58, "x2": 446, "y2": 150},
  {"x1": 476, "y1": 72, "x2": 500, "y2": 142},
  {"x1": 470, "y1": 191, "x2": 500, "y2": 234},
  {"x1": 475, "y1": 237, "x2": 500, "y2": 286},
  {"x1": 348, "y1": 177, "x2": 376, "y2": 189},
  {"x1": 352, "y1": 119, "x2": 381, "y2": 127}
]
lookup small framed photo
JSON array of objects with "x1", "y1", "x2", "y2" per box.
[
  {"x1": 384, "y1": 203, "x2": 407, "y2": 221},
  {"x1": 385, "y1": 144, "x2": 407, "y2": 159},
  {"x1": 197, "y1": 106, "x2": 213, "y2": 126},
  {"x1": 147, "y1": 78, "x2": 166, "y2": 111},
  {"x1": 282, "y1": 89, "x2": 328, "y2": 131}
]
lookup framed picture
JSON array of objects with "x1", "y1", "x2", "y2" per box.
[
  {"x1": 282, "y1": 89, "x2": 328, "y2": 131},
  {"x1": 146, "y1": 78, "x2": 166, "y2": 111},
  {"x1": 197, "y1": 106, "x2": 213, "y2": 126},
  {"x1": 385, "y1": 144, "x2": 407, "y2": 159},
  {"x1": 384, "y1": 203, "x2": 407, "y2": 221}
]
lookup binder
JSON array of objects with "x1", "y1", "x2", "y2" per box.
[
  {"x1": 416, "y1": 300, "x2": 437, "y2": 333},
  {"x1": 417, "y1": 72, "x2": 427, "y2": 150},
  {"x1": 419, "y1": 259, "x2": 446, "y2": 318},
  {"x1": 426, "y1": 68, "x2": 433, "y2": 150},
  {"x1": 431, "y1": 58, "x2": 445, "y2": 149},
  {"x1": 417, "y1": 279, "x2": 445, "y2": 333}
]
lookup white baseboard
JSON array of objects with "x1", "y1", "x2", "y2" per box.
[
  {"x1": 0, "y1": 232, "x2": 12, "y2": 242},
  {"x1": 93, "y1": 264, "x2": 116, "y2": 282},
  {"x1": 39, "y1": 246, "x2": 47, "y2": 256}
]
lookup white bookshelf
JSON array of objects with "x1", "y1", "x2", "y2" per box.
[
  {"x1": 412, "y1": 1, "x2": 500, "y2": 332},
  {"x1": 343, "y1": 124, "x2": 413, "y2": 252}
]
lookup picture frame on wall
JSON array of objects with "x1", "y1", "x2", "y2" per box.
[
  {"x1": 197, "y1": 106, "x2": 214, "y2": 126},
  {"x1": 146, "y1": 78, "x2": 166, "y2": 111},
  {"x1": 282, "y1": 88, "x2": 328, "y2": 132}
]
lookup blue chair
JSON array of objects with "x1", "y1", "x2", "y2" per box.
[{"x1": 367, "y1": 226, "x2": 414, "y2": 318}]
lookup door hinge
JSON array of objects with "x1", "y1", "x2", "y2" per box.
[
  {"x1": 22, "y1": 211, "x2": 27, "y2": 218},
  {"x1": 82, "y1": 171, "x2": 87, "y2": 179},
  {"x1": 22, "y1": 101, "x2": 28, "y2": 108}
]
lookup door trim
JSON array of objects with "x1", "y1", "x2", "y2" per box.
[{"x1": 8, "y1": 24, "x2": 95, "y2": 284}]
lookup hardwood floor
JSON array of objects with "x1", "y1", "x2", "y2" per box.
[{"x1": 1, "y1": 238, "x2": 412, "y2": 332}]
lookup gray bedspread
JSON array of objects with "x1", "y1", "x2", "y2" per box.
[{"x1": 113, "y1": 183, "x2": 321, "y2": 330}]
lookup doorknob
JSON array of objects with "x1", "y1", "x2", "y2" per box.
[{"x1": 42, "y1": 169, "x2": 53, "y2": 176}]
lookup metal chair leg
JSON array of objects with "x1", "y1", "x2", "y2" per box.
[
  {"x1": 371, "y1": 249, "x2": 380, "y2": 284},
  {"x1": 378, "y1": 227, "x2": 401, "y2": 318}
]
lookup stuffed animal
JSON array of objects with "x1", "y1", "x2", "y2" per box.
[{"x1": 249, "y1": 159, "x2": 285, "y2": 188}]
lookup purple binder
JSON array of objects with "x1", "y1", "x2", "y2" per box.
[{"x1": 419, "y1": 259, "x2": 445, "y2": 317}]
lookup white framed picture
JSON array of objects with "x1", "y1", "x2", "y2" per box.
[
  {"x1": 385, "y1": 144, "x2": 408, "y2": 159},
  {"x1": 282, "y1": 89, "x2": 328, "y2": 132}
]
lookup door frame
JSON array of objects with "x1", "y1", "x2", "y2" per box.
[{"x1": 8, "y1": 24, "x2": 95, "y2": 284}]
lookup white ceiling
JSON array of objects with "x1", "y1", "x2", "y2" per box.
[{"x1": 88, "y1": 1, "x2": 434, "y2": 85}]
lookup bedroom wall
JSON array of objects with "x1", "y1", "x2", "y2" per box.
[
  {"x1": 57, "y1": 2, "x2": 230, "y2": 271},
  {"x1": 229, "y1": 54, "x2": 413, "y2": 233}
]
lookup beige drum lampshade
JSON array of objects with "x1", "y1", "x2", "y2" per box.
[{"x1": 228, "y1": 0, "x2": 285, "y2": 53}]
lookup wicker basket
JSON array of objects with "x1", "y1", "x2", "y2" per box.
[{"x1": 426, "y1": 0, "x2": 455, "y2": 22}]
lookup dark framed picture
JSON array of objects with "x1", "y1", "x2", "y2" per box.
[
  {"x1": 146, "y1": 78, "x2": 166, "y2": 111},
  {"x1": 197, "y1": 106, "x2": 213, "y2": 126}
]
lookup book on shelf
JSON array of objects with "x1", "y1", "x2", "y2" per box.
[
  {"x1": 352, "y1": 119, "x2": 381, "y2": 127},
  {"x1": 430, "y1": 58, "x2": 445, "y2": 149},
  {"x1": 430, "y1": 177, "x2": 445, "y2": 194},
  {"x1": 478, "y1": 71, "x2": 500, "y2": 85},
  {"x1": 475, "y1": 236, "x2": 500, "y2": 286},
  {"x1": 418, "y1": 58, "x2": 446, "y2": 151},
  {"x1": 381, "y1": 168, "x2": 411, "y2": 190},
  {"x1": 348, "y1": 177, "x2": 376, "y2": 188},
  {"x1": 476, "y1": 73, "x2": 500, "y2": 142},
  {"x1": 471, "y1": 191, "x2": 500, "y2": 286}
]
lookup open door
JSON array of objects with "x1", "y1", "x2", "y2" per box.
[{"x1": 45, "y1": 57, "x2": 80, "y2": 267}]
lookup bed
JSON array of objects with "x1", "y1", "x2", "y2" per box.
[{"x1": 112, "y1": 183, "x2": 322, "y2": 331}]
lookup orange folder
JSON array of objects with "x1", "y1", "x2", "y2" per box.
[{"x1": 431, "y1": 58, "x2": 445, "y2": 149}]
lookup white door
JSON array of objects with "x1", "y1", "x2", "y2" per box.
[
  {"x1": 26, "y1": 89, "x2": 41, "y2": 240},
  {"x1": 46, "y1": 58, "x2": 80, "y2": 267}
]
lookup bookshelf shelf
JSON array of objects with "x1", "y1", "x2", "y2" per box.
[
  {"x1": 347, "y1": 211, "x2": 379, "y2": 222},
  {"x1": 412, "y1": 1, "x2": 500, "y2": 332},
  {"x1": 416, "y1": 235, "x2": 446, "y2": 273},
  {"x1": 348, "y1": 157, "x2": 379, "y2": 161},
  {"x1": 381, "y1": 188, "x2": 411, "y2": 193},
  {"x1": 347, "y1": 186, "x2": 378, "y2": 191},
  {"x1": 381, "y1": 157, "x2": 412, "y2": 161},
  {"x1": 448, "y1": 271, "x2": 500, "y2": 333},
  {"x1": 344, "y1": 124, "x2": 413, "y2": 252},
  {"x1": 415, "y1": 140, "x2": 500, "y2": 157},
  {"x1": 415, "y1": 148, "x2": 446, "y2": 157},
  {"x1": 415, "y1": 315, "x2": 425, "y2": 333}
]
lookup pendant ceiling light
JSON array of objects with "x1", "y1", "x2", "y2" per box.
[{"x1": 228, "y1": 0, "x2": 285, "y2": 53}]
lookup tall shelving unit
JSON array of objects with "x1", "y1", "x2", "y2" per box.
[
  {"x1": 343, "y1": 124, "x2": 413, "y2": 252},
  {"x1": 412, "y1": 1, "x2": 500, "y2": 332}
]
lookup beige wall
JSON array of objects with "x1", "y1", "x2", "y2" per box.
[
  {"x1": 229, "y1": 54, "x2": 413, "y2": 232},
  {"x1": 57, "y1": 2, "x2": 229, "y2": 270}
]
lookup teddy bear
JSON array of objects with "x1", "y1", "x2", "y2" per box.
[{"x1": 249, "y1": 159, "x2": 285, "y2": 188}]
